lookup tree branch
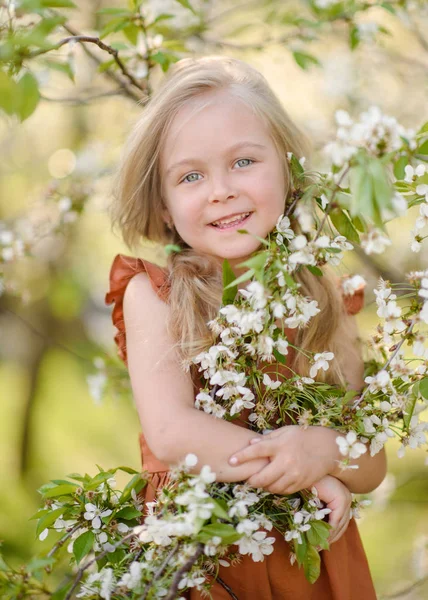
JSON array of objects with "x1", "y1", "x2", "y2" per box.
[{"x1": 28, "y1": 35, "x2": 145, "y2": 95}]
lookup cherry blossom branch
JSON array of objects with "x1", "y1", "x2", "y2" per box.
[
  {"x1": 47, "y1": 523, "x2": 81, "y2": 558},
  {"x1": 28, "y1": 35, "x2": 145, "y2": 94},
  {"x1": 58, "y1": 19, "x2": 142, "y2": 103},
  {"x1": 64, "y1": 531, "x2": 137, "y2": 600},
  {"x1": 353, "y1": 319, "x2": 416, "y2": 409},
  {"x1": 164, "y1": 543, "x2": 204, "y2": 600},
  {"x1": 140, "y1": 544, "x2": 179, "y2": 600}
]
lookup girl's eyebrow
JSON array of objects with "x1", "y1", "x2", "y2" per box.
[{"x1": 165, "y1": 141, "x2": 267, "y2": 177}]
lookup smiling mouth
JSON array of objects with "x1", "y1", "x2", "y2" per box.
[{"x1": 209, "y1": 212, "x2": 253, "y2": 230}]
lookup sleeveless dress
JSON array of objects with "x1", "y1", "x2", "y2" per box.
[{"x1": 105, "y1": 254, "x2": 376, "y2": 600}]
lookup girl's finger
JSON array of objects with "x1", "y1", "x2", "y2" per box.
[
  {"x1": 265, "y1": 473, "x2": 290, "y2": 495},
  {"x1": 329, "y1": 510, "x2": 351, "y2": 544},
  {"x1": 328, "y1": 503, "x2": 351, "y2": 544},
  {"x1": 246, "y1": 460, "x2": 288, "y2": 489},
  {"x1": 229, "y1": 439, "x2": 275, "y2": 466}
]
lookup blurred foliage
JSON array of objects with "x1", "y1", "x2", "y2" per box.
[{"x1": 1, "y1": 0, "x2": 428, "y2": 598}]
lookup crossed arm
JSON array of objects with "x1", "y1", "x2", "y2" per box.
[{"x1": 124, "y1": 272, "x2": 386, "y2": 495}]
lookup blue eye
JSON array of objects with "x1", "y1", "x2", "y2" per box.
[{"x1": 236, "y1": 158, "x2": 253, "y2": 168}]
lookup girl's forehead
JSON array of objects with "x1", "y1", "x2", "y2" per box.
[{"x1": 162, "y1": 90, "x2": 270, "y2": 155}]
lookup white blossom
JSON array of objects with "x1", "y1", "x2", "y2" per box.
[
  {"x1": 83, "y1": 503, "x2": 112, "y2": 530},
  {"x1": 336, "y1": 431, "x2": 367, "y2": 459},
  {"x1": 309, "y1": 351, "x2": 334, "y2": 378}
]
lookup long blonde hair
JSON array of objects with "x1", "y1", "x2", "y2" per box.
[{"x1": 111, "y1": 56, "x2": 357, "y2": 387}]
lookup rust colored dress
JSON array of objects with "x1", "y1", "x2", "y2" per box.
[{"x1": 105, "y1": 254, "x2": 376, "y2": 600}]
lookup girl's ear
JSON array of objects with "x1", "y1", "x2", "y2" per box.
[{"x1": 161, "y1": 207, "x2": 174, "y2": 230}]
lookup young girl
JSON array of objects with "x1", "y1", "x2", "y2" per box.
[{"x1": 106, "y1": 56, "x2": 385, "y2": 599}]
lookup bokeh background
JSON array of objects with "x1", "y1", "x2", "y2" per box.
[{"x1": 1, "y1": 0, "x2": 428, "y2": 597}]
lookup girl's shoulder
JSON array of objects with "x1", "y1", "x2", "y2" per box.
[{"x1": 105, "y1": 254, "x2": 170, "y2": 365}]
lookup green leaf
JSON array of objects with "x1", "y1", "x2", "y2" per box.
[
  {"x1": 40, "y1": 0, "x2": 77, "y2": 6},
  {"x1": 419, "y1": 377, "x2": 428, "y2": 400},
  {"x1": 97, "y1": 8, "x2": 133, "y2": 16},
  {"x1": 380, "y1": 1, "x2": 396, "y2": 14},
  {"x1": 304, "y1": 544, "x2": 321, "y2": 583},
  {"x1": 0, "y1": 71, "x2": 17, "y2": 115},
  {"x1": 175, "y1": 0, "x2": 197, "y2": 15},
  {"x1": 16, "y1": 72, "x2": 40, "y2": 121},
  {"x1": 393, "y1": 155, "x2": 408, "y2": 180},
  {"x1": 123, "y1": 23, "x2": 140, "y2": 45},
  {"x1": 98, "y1": 58, "x2": 117, "y2": 73},
  {"x1": 403, "y1": 385, "x2": 418, "y2": 429},
  {"x1": 211, "y1": 498, "x2": 231, "y2": 521},
  {"x1": 417, "y1": 121, "x2": 428, "y2": 135},
  {"x1": 349, "y1": 25, "x2": 360, "y2": 50},
  {"x1": 417, "y1": 139, "x2": 428, "y2": 156},
  {"x1": 43, "y1": 483, "x2": 79, "y2": 498},
  {"x1": 292, "y1": 51, "x2": 320, "y2": 70},
  {"x1": 306, "y1": 520, "x2": 330, "y2": 550},
  {"x1": 36, "y1": 507, "x2": 65, "y2": 536},
  {"x1": 42, "y1": 58, "x2": 75, "y2": 82},
  {"x1": 114, "y1": 506, "x2": 142, "y2": 520},
  {"x1": 237, "y1": 251, "x2": 269, "y2": 272},
  {"x1": 20, "y1": 0, "x2": 76, "y2": 7},
  {"x1": 330, "y1": 208, "x2": 360, "y2": 244},
  {"x1": 150, "y1": 14, "x2": 174, "y2": 27},
  {"x1": 306, "y1": 265, "x2": 323, "y2": 277},
  {"x1": 27, "y1": 557, "x2": 55, "y2": 572},
  {"x1": 117, "y1": 466, "x2": 139, "y2": 474},
  {"x1": 151, "y1": 50, "x2": 179, "y2": 73},
  {"x1": 349, "y1": 164, "x2": 373, "y2": 219},
  {"x1": 73, "y1": 530, "x2": 95, "y2": 565},
  {"x1": 51, "y1": 583, "x2": 73, "y2": 600},
  {"x1": 164, "y1": 244, "x2": 181, "y2": 255},
  {"x1": 224, "y1": 269, "x2": 254, "y2": 290},
  {"x1": 119, "y1": 473, "x2": 147, "y2": 504},
  {"x1": 273, "y1": 348, "x2": 286, "y2": 365},
  {"x1": 99, "y1": 18, "x2": 129, "y2": 39},
  {"x1": 295, "y1": 531, "x2": 308, "y2": 565},
  {"x1": 196, "y1": 523, "x2": 241, "y2": 545},
  {"x1": 222, "y1": 259, "x2": 238, "y2": 305},
  {"x1": 370, "y1": 158, "x2": 393, "y2": 222}
]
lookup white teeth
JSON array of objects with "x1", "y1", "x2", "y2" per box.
[{"x1": 212, "y1": 212, "x2": 250, "y2": 227}]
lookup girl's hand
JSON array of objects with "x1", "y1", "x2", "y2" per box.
[
  {"x1": 229, "y1": 425, "x2": 340, "y2": 494},
  {"x1": 312, "y1": 475, "x2": 353, "y2": 544}
]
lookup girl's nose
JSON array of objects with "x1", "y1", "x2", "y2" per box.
[{"x1": 207, "y1": 175, "x2": 238, "y2": 204}]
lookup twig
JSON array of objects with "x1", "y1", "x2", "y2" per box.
[
  {"x1": 217, "y1": 576, "x2": 239, "y2": 600},
  {"x1": 140, "y1": 544, "x2": 179, "y2": 600},
  {"x1": 65, "y1": 530, "x2": 137, "y2": 600},
  {"x1": 3, "y1": 308, "x2": 93, "y2": 366},
  {"x1": 57, "y1": 18, "x2": 141, "y2": 103},
  {"x1": 380, "y1": 572, "x2": 428, "y2": 599},
  {"x1": 353, "y1": 320, "x2": 416, "y2": 409},
  {"x1": 164, "y1": 543, "x2": 204, "y2": 600},
  {"x1": 40, "y1": 89, "x2": 127, "y2": 104},
  {"x1": 28, "y1": 35, "x2": 144, "y2": 94},
  {"x1": 47, "y1": 523, "x2": 81, "y2": 558}
]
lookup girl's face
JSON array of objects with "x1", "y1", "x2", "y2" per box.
[{"x1": 160, "y1": 89, "x2": 286, "y2": 267}]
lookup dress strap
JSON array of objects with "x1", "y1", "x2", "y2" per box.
[{"x1": 105, "y1": 254, "x2": 170, "y2": 366}]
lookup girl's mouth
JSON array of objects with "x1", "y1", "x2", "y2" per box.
[{"x1": 209, "y1": 211, "x2": 253, "y2": 231}]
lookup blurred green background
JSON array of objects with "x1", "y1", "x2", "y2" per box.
[{"x1": 1, "y1": 1, "x2": 428, "y2": 598}]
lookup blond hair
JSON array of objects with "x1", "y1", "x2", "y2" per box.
[{"x1": 111, "y1": 56, "x2": 357, "y2": 387}]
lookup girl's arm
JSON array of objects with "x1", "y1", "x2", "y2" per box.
[{"x1": 123, "y1": 272, "x2": 269, "y2": 482}]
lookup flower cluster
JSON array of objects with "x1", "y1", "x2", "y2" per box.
[{"x1": 324, "y1": 106, "x2": 416, "y2": 167}]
